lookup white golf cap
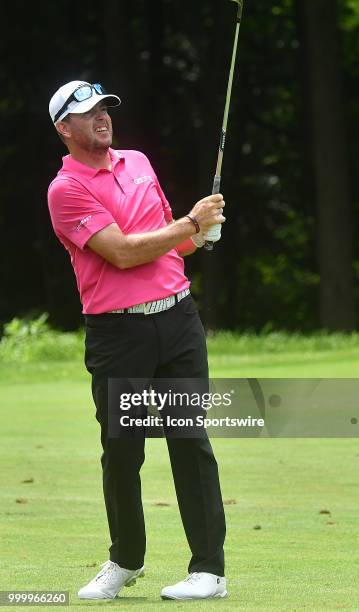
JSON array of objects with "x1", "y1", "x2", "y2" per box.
[{"x1": 49, "y1": 80, "x2": 121, "y2": 123}]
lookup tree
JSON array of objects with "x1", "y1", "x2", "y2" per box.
[{"x1": 295, "y1": 0, "x2": 356, "y2": 330}]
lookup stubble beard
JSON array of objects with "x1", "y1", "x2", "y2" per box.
[{"x1": 74, "y1": 128, "x2": 113, "y2": 155}]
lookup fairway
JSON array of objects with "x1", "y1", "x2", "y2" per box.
[{"x1": 1, "y1": 347, "x2": 359, "y2": 610}]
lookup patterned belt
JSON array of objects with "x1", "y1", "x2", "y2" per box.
[{"x1": 108, "y1": 288, "x2": 191, "y2": 315}]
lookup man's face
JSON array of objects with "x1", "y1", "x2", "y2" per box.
[{"x1": 60, "y1": 102, "x2": 113, "y2": 152}]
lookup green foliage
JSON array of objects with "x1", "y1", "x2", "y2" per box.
[
  {"x1": 2, "y1": 0, "x2": 358, "y2": 331},
  {"x1": 340, "y1": 0, "x2": 359, "y2": 29},
  {"x1": 0, "y1": 314, "x2": 84, "y2": 363},
  {"x1": 2, "y1": 315, "x2": 359, "y2": 368}
]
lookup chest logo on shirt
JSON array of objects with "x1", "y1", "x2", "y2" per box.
[{"x1": 134, "y1": 175, "x2": 153, "y2": 185}]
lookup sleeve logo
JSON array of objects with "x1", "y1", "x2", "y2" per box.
[{"x1": 74, "y1": 215, "x2": 92, "y2": 232}]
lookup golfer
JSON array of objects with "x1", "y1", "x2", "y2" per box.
[{"x1": 47, "y1": 80, "x2": 227, "y2": 601}]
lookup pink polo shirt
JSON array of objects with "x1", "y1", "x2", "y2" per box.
[{"x1": 47, "y1": 148, "x2": 190, "y2": 313}]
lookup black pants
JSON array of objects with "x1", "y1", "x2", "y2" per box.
[{"x1": 84, "y1": 295, "x2": 226, "y2": 576}]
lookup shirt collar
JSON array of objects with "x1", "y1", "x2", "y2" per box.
[{"x1": 62, "y1": 148, "x2": 125, "y2": 178}]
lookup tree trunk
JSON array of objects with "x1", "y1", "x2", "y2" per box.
[{"x1": 296, "y1": 0, "x2": 356, "y2": 331}]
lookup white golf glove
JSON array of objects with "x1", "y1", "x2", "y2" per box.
[
  {"x1": 191, "y1": 226, "x2": 222, "y2": 248},
  {"x1": 191, "y1": 232, "x2": 206, "y2": 248},
  {"x1": 204, "y1": 223, "x2": 222, "y2": 243}
]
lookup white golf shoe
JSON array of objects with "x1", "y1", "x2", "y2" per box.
[
  {"x1": 78, "y1": 560, "x2": 144, "y2": 599},
  {"x1": 161, "y1": 572, "x2": 227, "y2": 600}
]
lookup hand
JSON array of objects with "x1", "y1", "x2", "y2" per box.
[
  {"x1": 188, "y1": 194, "x2": 226, "y2": 234},
  {"x1": 191, "y1": 232, "x2": 206, "y2": 248}
]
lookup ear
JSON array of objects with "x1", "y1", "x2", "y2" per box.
[{"x1": 56, "y1": 119, "x2": 71, "y2": 140}]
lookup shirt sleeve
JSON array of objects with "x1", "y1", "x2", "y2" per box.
[
  {"x1": 153, "y1": 174, "x2": 173, "y2": 223},
  {"x1": 136, "y1": 151, "x2": 173, "y2": 223},
  {"x1": 48, "y1": 178, "x2": 116, "y2": 251}
]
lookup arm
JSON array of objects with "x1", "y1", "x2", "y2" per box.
[
  {"x1": 87, "y1": 217, "x2": 196, "y2": 269},
  {"x1": 87, "y1": 194, "x2": 225, "y2": 269},
  {"x1": 165, "y1": 219, "x2": 197, "y2": 257},
  {"x1": 177, "y1": 238, "x2": 197, "y2": 257}
]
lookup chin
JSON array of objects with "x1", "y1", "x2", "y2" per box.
[{"x1": 94, "y1": 138, "x2": 112, "y2": 151}]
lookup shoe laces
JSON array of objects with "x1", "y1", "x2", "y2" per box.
[
  {"x1": 184, "y1": 573, "x2": 202, "y2": 584},
  {"x1": 94, "y1": 561, "x2": 117, "y2": 584}
]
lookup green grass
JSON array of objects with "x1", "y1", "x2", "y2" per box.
[
  {"x1": 206, "y1": 332, "x2": 359, "y2": 377},
  {"x1": 1, "y1": 335, "x2": 359, "y2": 610}
]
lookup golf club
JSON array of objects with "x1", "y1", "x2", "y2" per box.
[{"x1": 204, "y1": 0, "x2": 244, "y2": 251}]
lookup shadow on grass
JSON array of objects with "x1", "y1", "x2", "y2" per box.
[{"x1": 72, "y1": 596, "x2": 228, "y2": 606}]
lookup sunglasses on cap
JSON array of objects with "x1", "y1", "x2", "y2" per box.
[{"x1": 54, "y1": 83, "x2": 107, "y2": 123}]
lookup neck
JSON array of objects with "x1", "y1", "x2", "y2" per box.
[{"x1": 69, "y1": 147, "x2": 112, "y2": 171}]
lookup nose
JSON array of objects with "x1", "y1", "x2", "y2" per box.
[{"x1": 96, "y1": 107, "x2": 108, "y2": 118}]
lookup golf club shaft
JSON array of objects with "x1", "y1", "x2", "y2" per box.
[{"x1": 204, "y1": 0, "x2": 243, "y2": 251}]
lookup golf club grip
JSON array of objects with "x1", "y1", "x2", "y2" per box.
[{"x1": 204, "y1": 176, "x2": 222, "y2": 251}]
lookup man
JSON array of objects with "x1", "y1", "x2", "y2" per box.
[{"x1": 47, "y1": 80, "x2": 227, "y2": 601}]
